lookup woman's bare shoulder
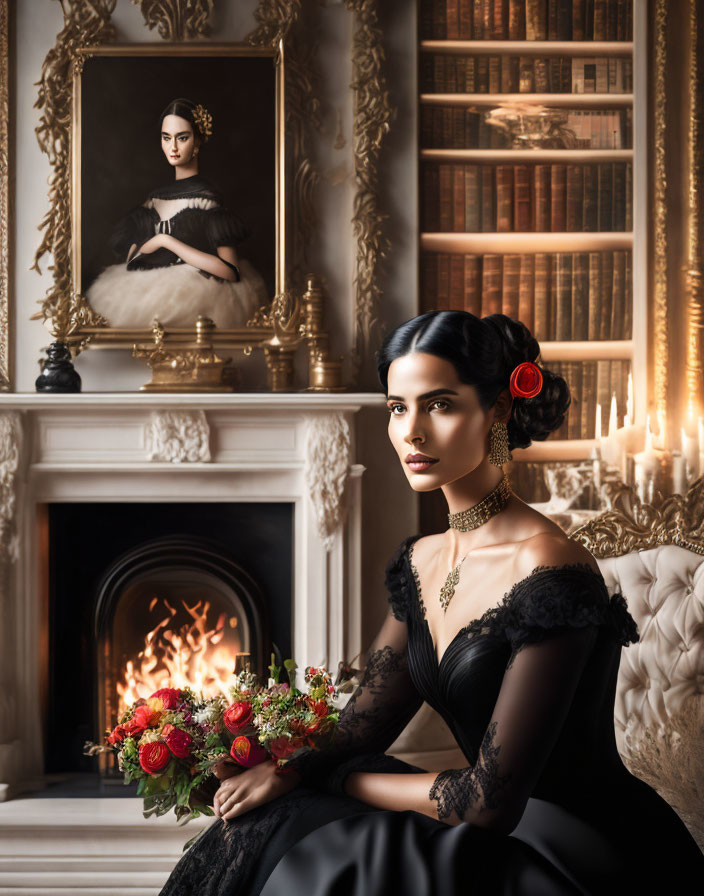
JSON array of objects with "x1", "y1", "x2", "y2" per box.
[{"x1": 516, "y1": 531, "x2": 600, "y2": 579}]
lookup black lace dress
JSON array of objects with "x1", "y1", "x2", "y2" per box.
[{"x1": 159, "y1": 534, "x2": 704, "y2": 895}]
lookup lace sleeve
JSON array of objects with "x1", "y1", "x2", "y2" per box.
[
  {"x1": 428, "y1": 566, "x2": 634, "y2": 834},
  {"x1": 283, "y1": 537, "x2": 425, "y2": 794}
]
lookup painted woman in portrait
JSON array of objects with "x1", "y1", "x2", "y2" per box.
[{"x1": 86, "y1": 98, "x2": 267, "y2": 329}]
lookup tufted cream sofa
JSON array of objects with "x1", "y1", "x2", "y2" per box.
[{"x1": 389, "y1": 480, "x2": 704, "y2": 850}]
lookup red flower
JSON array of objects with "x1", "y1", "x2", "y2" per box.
[
  {"x1": 310, "y1": 700, "x2": 329, "y2": 718},
  {"x1": 107, "y1": 724, "x2": 126, "y2": 745},
  {"x1": 123, "y1": 717, "x2": 145, "y2": 738},
  {"x1": 149, "y1": 688, "x2": 182, "y2": 709},
  {"x1": 269, "y1": 736, "x2": 299, "y2": 761},
  {"x1": 164, "y1": 727, "x2": 193, "y2": 759},
  {"x1": 230, "y1": 736, "x2": 268, "y2": 768},
  {"x1": 133, "y1": 703, "x2": 161, "y2": 730},
  {"x1": 223, "y1": 701, "x2": 253, "y2": 734},
  {"x1": 138, "y1": 741, "x2": 170, "y2": 774},
  {"x1": 509, "y1": 361, "x2": 543, "y2": 399}
]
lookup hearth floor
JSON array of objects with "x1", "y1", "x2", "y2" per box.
[{"x1": 0, "y1": 796, "x2": 212, "y2": 895}]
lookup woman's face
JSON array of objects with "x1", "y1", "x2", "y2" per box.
[
  {"x1": 386, "y1": 352, "x2": 500, "y2": 491},
  {"x1": 161, "y1": 114, "x2": 197, "y2": 168}
]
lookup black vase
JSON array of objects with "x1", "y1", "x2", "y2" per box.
[{"x1": 35, "y1": 342, "x2": 82, "y2": 393}]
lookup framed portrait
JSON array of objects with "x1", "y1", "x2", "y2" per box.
[{"x1": 72, "y1": 44, "x2": 284, "y2": 345}]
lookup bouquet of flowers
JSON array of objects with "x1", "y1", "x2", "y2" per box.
[{"x1": 86, "y1": 656, "x2": 340, "y2": 824}]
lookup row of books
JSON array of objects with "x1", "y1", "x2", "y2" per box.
[
  {"x1": 421, "y1": 54, "x2": 633, "y2": 95},
  {"x1": 422, "y1": 162, "x2": 632, "y2": 233},
  {"x1": 420, "y1": 250, "x2": 632, "y2": 341},
  {"x1": 546, "y1": 359, "x2": 631, "y2": 441},
  {"x1": 421, "y1": 107, "x2": 633, "y2": 150},
  {"x1": 419, "y1": 0, "x2": 633, "y2": 42}
]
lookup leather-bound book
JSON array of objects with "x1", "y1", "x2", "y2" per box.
[
  {"x1": 612, "y1": 162, "x2": 627, "y2": 232},
  {"x1": 433, "y1": 54, "x2": 447, "y2": 93},
  {"x1": 445, "y1": 57, "x2": 458, "y2": 94},
  {"x1": 599, "y1": 252, "x2": 614, "y2": 339},
  {"x1": 534, "y1": 165, "x2": 551, "y2": 231},
  {"x1": 439, "y1": 164, "x2": 452, "y2": 232},
  {"x1": 571, "y1": 252, "x2": 589, "y2": 340},
  {"x1": 572, "y1": 0, "x2": 586, "y2": 39},
  {"x1": 526, "y1": 0, "x2": 547, "y2": 39},
  {"x1": 446, "y1": 0, "x2": 460, "y2": 39},
  {"x1": 555, "y1": 252, "x2": 573, "y2": 341},
  {"x1": 606, "y1": 0, "x2": 618, "y2": 40},
  {"x1": 437, "y1": 253, "x2": 451, "y2": 310},
  {"x1": 465, "y1": 57, "x2": 476, "y2": 92},
  {"x1": 503, "y1": 254, "x2": 521, "y2": 319},
  {"x1": 472, "y1": 0, "x2": 484, "y2": 38},
  {"x1": 610, "y1": 250, "x2": 626, "y2": 340},
  {"x1": 450, "y1": 254, "x2": 465, "y2": 309},
  {"x1": 464, "y1": 255, "x2": 482, "y2": 315},
  {"x1": 595, "y1": 361, "x2": 610, "y2": 424},
  {"x1": 421, "y1": 253, "x2": 438, "y2": 312},
  {"x1": 489, "y1": 56, "x2": 501, "y2": 94},
  {"x1": 587, "y1": 252, "x2": 602, "y2": 341},
  {"x1": 519, "y1": 57, "x2": 535, "y2": 93},
  {"x1": 502, "y1": 57, "x2": 519, "y2": 93},
  {"x1": 459, "y1": 0, "x2": 473, "y2": 38},
  {"x1": 481, "y1": 165, "x2": 496, "y2": 232},
  {"x1": 581, "y1": 361, "x2": 596, "y2": 442},
  {"x1": 625, "y1": 162, "x2": 633, "y2": 231},
  {"x1": 533, "y1": 253, "x2": 551, "y2": 340},
  {"x1": 550, "y1": 165, "x2": 567, "y2": 232},
  {"x1": 593, "y1": 0, "x2": 607, "y2": 40},
  {"x1": 582, "y1": 164, "x2": 598, "y2": 231},
  {"x1": 481, "y1": 254, "x2": 503, "y2": 316},
  {"x1": 453, "y1": 166, "x2": 466, "y2": 232},
  {"x1": 419, "y1": 0, "x2": 433, "y2": 39},
  {"x1": 452, "y1": 108, "x2": 465, "y2": 148},
  {"x1": 597, "y1": 163, "x2": 613, "y2": 232},
  {"x1": 534, "y1": 57, "x2": 549, "y2": 93},
  {"x1": 514, "y1": 165, "x2": 532, "y2": 231},
  {"x1": 432, "y1": 0, "x2": 445, "y2": 39},
  {"x1": 508, "y1": 0, "x2": 525, "y2": 39},
  {"x1": 442, "y1": 107, "x2": 452, "y2": 148},
  {"x1": 567, "y1": 362, "x2": 583, "y2": 439},
  {"x1": 496, "y1": 166, "x2": 514, "y2": 232},
  {"x1": 623, "y1": 251, "x2": 633, "y2": 339},
  {"x1": 556, "y1": 0, "x2": 572, "y2": 39},
  {"x1": 492, "y1": 0, "x2": 506, "y2": 38},
  {"x1": 566, "y1": 165, "x2": 584, "y2": 232},
  {"x1": 423, "y1": 164, "x2": 440, "y2": 232},
  {"x1": 476, "y1": 55, "x2": 489, "y2": 93},
  {"x1": 518, "y1": 254, "x2": 535, "y2": 329},
  {"x1": 547, "y1": 0, "x2": 559, "y2": 39},
  {"x1": 482, "y1": 0, "x2": 493, "y2": 42},
  {"x1": 465, "y1": 166, "x2": 480, "y2": 231}
]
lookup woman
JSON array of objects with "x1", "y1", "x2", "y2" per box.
[
  {"x1": 159, "y1": 311, "x2": 704, "y2": 895},
  {"x1": 86, "y1": 98, "x2": 267, "y2": 329}
]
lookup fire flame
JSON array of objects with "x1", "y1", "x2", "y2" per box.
[{"x1": 116, "y1": 597, "x2": 244, "y2": 714}]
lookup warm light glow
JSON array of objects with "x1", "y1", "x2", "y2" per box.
[
  {"x1": 608, "y1": 393, "x2": 618, "y2": 437},
  {"x1": 645, "y1": 414, "x2": 654, "y2": 451},
  {"x1": 595, "y1": 403, "x2": 602, "y2": 440},
  {"x1": 626, "y1": 372, "x2": 634, "y2": 426},
  {"x1": 116, "y1": 598, "x2": 242, "y2": 715}
]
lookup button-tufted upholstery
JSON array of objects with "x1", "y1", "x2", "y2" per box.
[{"x1": 598, "y1": 544, "x2": 704, "y2": 848}]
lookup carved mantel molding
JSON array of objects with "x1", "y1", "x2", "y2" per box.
[
  {"x1": 146, "y1": 410, "x2": 211, "y2": 463},
  {"x1": 304, "y1": 412, "x2": 351, "y2": 551}
]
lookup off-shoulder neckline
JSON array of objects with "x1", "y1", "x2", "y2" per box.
[{"x1": 405, "y1": 533, "x2": 607, "y2": 670}]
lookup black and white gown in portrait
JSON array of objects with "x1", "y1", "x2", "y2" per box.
[
  {"x1": 86, "y1": 174, "x2": 268, "y2": 329},
  {"x1": 159, "y1": 534, "x2": 704, "y2": 896}
]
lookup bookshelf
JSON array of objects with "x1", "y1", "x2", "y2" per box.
[{"x1": 417, "y1": 0, "x2": 646, "y2": 506}]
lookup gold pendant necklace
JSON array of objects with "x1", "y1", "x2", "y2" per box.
[{"x1": 440, "y1": 475, "x2": 512, "y2": 613}]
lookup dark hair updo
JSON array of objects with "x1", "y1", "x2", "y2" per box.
[
  {"x1": 159, "y1": 98, "x2": 211, "y2": 144},
  {"x1": 376, "y1": 310, "x2": 571, "y2": 451}
]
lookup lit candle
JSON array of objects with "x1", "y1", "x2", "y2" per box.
[
  {"x1": 603, "y1": 393, "x2": 620, "y2": 466},
  {"x1": 681, "y1": 426, "x2": 699, "y2": 479},
  {"x1": 645, "y1": 414, "x2": 654, "y2": 451},
  {"x1": 595, "y1": 403, "x2": 602, "y2": 440},
  {"x1": 672, "y1": 451, "x2": 687, "y2": 494},
  {"x1": 655, "y1": 409, "x2": 667, "y2": 449},
  {"x1": 699, "y1": 417, "x2": 704, "y2": 479}
]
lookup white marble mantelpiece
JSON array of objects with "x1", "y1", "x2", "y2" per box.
[{"x1": 0, "y1": 393, "x2": 385, "y2": 808}]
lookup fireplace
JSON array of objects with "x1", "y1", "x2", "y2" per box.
[{"x1": 45, "y1": 502, "x2": 292, "y2": 775}]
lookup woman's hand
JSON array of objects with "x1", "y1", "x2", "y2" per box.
[{"x1": 213, "y1": 759, "x2": 300, "y2": 821}]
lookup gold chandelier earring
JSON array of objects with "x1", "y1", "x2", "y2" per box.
[{"x1": 488, "y1": 420, "x2": 512, "y2": 466}]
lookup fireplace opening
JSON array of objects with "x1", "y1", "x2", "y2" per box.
[{"x1": 45, "y1": 502, "x2": 293, "y2": 776}]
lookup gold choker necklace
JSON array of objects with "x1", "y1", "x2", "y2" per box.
[
  {"x1": 440, "y1": 476, "x2": 513, "y2": 612},
  {"x1": 447, "y1": 475, "x2": 512, "y2": 532}
]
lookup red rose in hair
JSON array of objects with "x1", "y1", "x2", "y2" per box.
[
  {"x1": 223, "y1": 701, "x2": 253, "y2": 734},
  {"x1": 133, "y1": 703, "x2": 161, "y2": 730},
  {"x1": 230, "y1": 736, "x2": 268, "y2": 768},
  {"x1": 138, "y1": 741, "x2": 170, "y2": 774},
  {"x1": 149, "y1": 688, "x2": 182, "y2": 709},
  {"x1": 165, "y1": 727, "x2": 193, "y2": 759}
]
